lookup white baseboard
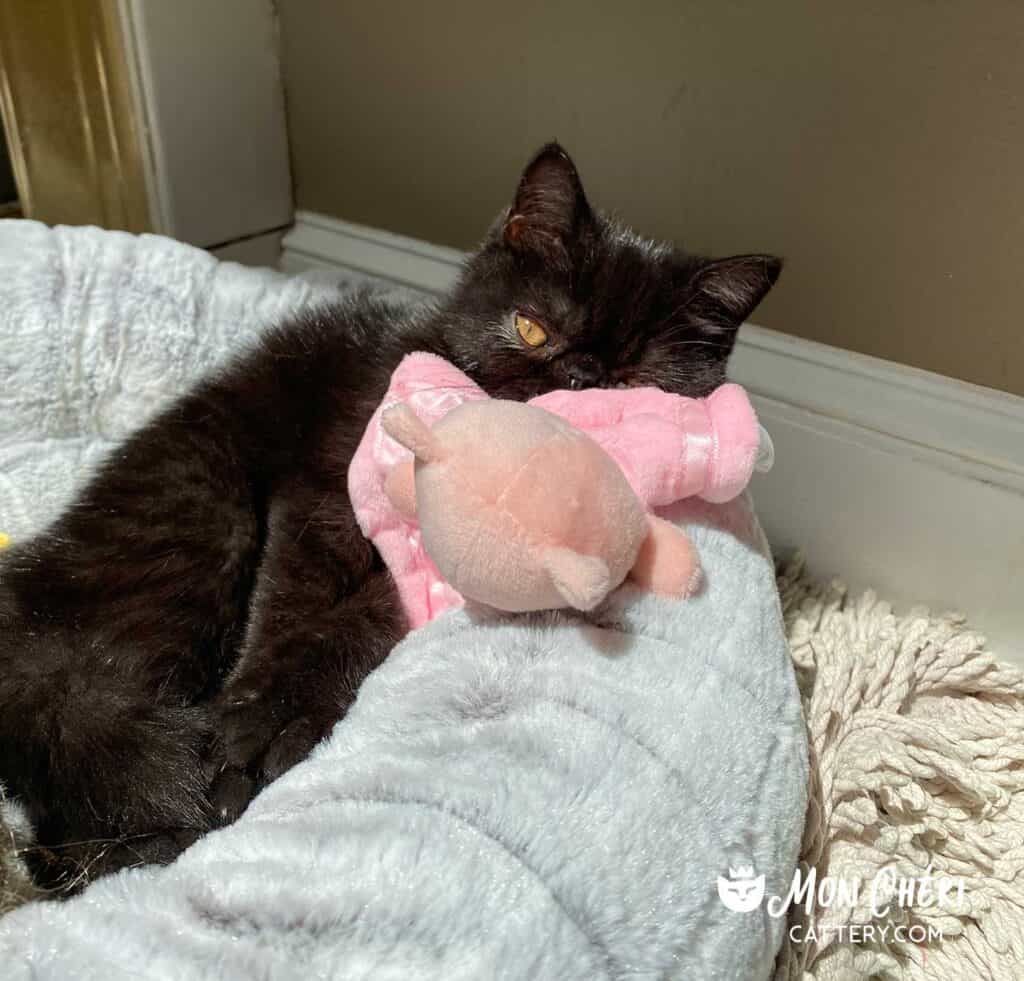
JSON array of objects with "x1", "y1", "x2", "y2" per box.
[
  {"x1": 282, "y1": 211, "x2": 1024, "y2": 663},
  {"x1": 281, "y1": 211, "x2": 465, "y2": 288},
  {"x1": 210, "y1": 228, "x2": 285, "y2": 269}
]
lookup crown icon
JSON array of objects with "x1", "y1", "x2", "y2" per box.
[{"x1": 729, "y1": 865, "x2": 756, "y2": 879}]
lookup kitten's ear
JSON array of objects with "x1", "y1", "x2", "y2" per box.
[
  {"x1": 689, "y1": 255, "x2": 782, "y2": 334},
  {"x1": 504, "y1": 143, "x2": 591, "y2": 259}
]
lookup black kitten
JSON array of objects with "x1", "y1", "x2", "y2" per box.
[{"x1": 0, "y1": 144, "x2": 779, "y2": 891}]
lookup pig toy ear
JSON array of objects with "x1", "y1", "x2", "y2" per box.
[
  {"x1": 544, "y1": 547, "x2": 611, "y2": 611},
  {"x1": 382, "y1": 404, "x2": 445, "y2": 463}
]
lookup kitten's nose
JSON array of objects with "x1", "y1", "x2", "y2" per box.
[{"x1": 564, "y1": 354, "x2": 604, "y2": 390}]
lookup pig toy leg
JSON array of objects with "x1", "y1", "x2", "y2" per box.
[{"x1": 629, "y1": 515, "x2": 701, "y2": 598}]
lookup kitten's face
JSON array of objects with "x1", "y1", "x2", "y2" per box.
[{"x1": 442, "y1": 144, "x2": 781, "y2": 401}]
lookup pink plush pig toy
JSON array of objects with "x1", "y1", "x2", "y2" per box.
[
  {"x1": 381, "y1": 400, "x2": 700, "y2": 613},
  {"x1": 347, "y1": 352, "x2": 773, "y2": 630}
]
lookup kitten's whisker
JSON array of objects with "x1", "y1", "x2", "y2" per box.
[
  {"x1": 662, "y1": 334, "x2": 732, "y2": 351},
  {"x1": 15, "y1": 831, "x2": 159, "y2": 855}
]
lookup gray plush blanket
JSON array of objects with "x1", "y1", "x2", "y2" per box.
[{"x1": 0, "y1": 221, "x2": 807, "y2": 979}]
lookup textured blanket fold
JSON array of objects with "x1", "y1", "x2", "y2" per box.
[
  {"x1": 1, "y1": 497, "x2": 807, "y2": 980},
  {"x1": 0, "y1": 220, "x2": 807, "y2": 979}
]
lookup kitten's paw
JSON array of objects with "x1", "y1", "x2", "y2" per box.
[
  {"x1": 99, "y1": 829, "x2": 202, "y2": 875},
  {"x1": 30, "y1": 828, "x2": 204, "y2": 894},
  {"x1": 208, "y1": 765, "x2": 257, "y2": 826},
  {"x1": 217, "y1": 684, "x2": 329, "y2": 783},
  {"x1": 201, "y1": 728, "x2": 259, "y2": 824},
  {"x1": 218, "y1": 683, "x2": 281, "y2": 768},
  {"x1": 261, "y1": 716, "x2": 330, "y2": 783}
]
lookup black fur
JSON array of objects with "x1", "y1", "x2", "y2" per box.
[{"x1": 0, "y1": 144, "x2": 780, "y2": 891}]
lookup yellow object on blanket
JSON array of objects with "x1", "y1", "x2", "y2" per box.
[{"x1": 0, "y1": 533, "x2": 10, "y2": 549}]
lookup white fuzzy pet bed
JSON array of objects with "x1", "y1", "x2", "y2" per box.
[
  {"x1": 0, "y1": 221, "x2": 807, "y2": 979},
  {"x1": 3, "y1": 221, "x2": 1022, "y2": 980}
]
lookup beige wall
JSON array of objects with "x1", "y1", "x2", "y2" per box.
[{"x1": 279, "y1": 1, "x2": 1024, "y2": 396}]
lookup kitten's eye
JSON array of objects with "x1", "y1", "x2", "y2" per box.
[{"x1": 515, "y1": 313, "x2": 548, "y2": 348}]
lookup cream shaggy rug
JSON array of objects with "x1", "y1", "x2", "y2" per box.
[
  {"x1": 774, "y1": 557, "x2": 1024, "y2": 980},
  {"x1": 3, "y1": 559, "x2": 1023, "y2": 980}
]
